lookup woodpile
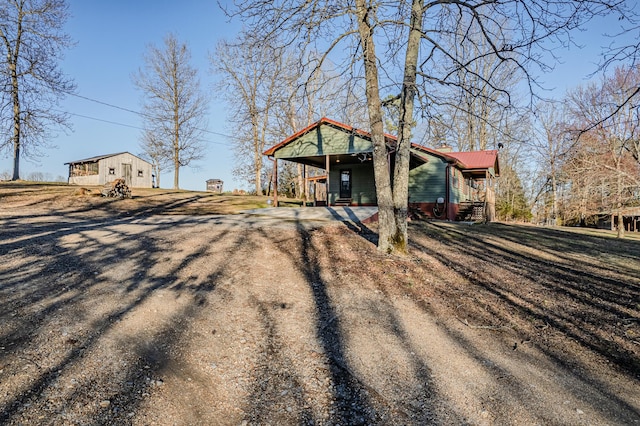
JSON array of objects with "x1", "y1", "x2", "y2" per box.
[{"x1": 101, "y1": 179, "x2": 131, "y2": 199}]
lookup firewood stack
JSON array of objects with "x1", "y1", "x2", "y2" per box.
[{"x1": 101, "y1": 179, "x2": 132, "y2": 199}]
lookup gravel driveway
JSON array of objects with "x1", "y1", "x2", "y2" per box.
[{"x1": 1, "y1": 205, "x2": 639, "y2": 425}]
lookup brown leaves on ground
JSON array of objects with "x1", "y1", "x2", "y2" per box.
[{"x1": 0, "y1": 185, "x2": 639, "y2": 425}]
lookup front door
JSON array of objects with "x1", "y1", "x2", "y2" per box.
[{"x1": 340, "y1": 170, "x2": 351, "y2": 199}]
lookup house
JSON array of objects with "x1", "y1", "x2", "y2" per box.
[
  {"x1": 592, "y1": 207, "x2": 640, "y2": 232},
  {"x1": 65, "y1": 152, "x2": 153, "y2": 188},
  {"x1": 263, "y1": 117, "x2": 500, "y2": 221},
  {"x1": 206, "y1": 179, "x2": 224, "y2": 193}
]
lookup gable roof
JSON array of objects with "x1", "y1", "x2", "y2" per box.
[
  {"x1": 263, "y1": 117, "x2": 499, "y2": 176},
  {"x1": 447, "y1": 150, "x2": 500, "y2": 171},
  {"x1": 411, "y1": 144, "x2": 500, "y2": 176},
  {"x1": 65, "y1": 152, "x2": 150, "y2": 165},
  {"x1": 263, "y1": 117, "x2": 397, "y2": 157}
]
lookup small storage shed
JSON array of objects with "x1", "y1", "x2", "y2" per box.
[
  {"x1": 65, "y1": 152, "x2": 153, "y2": 188},
  {"x1": 206, "y1": 179, "x2": 224, "y2": 193}
]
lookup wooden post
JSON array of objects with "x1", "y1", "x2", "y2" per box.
[
  {"x1": 302, "y1": 164, "x2": 307, "y2": 207},
  {"x1": 273, "y1": 159, "x2": 278, "y2": 207},
  {"x1": 325, "y1": 155, "x2": 330, "y2": 206}
]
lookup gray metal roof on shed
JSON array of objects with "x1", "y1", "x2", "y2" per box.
[{"x1": 65, "y1": 152, "x2": 148, "y2": 165}]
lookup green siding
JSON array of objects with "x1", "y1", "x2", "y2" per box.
[
  {"x1": 274, "y1": 124, "x2": 373, "y2": 159},
  {"x1": 450, "y1": 168, "x2": 464, "y2": 203},
  {"x1": 408, "y1": 155, "x2": 447, "y2": 203},
  {"x1": 328, "y1": 163, "x2": 377, "y2": 205}
]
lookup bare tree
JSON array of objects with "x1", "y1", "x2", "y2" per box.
[
  {"x1": 229, "y1": 0, "x2": 633, "y2": 253},
  {"x1": 273, "y1": 52, "x2": 369, "y2": 199},
  {"x1": 213, "y1": 34, "x2": 367, "y2": 196},
  {"x1": 133, "y1": 33, "x2": 208, "y2": 190},
  {"x1": 0, "y1": 0, "x2": 75, "y2": 180},
  {"x1": 429, "y1": 16, "x2": 526, "y2": 152},
  {"x1": 139, "y1": 129, "x2": 171, "y2": 188},
  {"x1": 26, "y1": 170, "x2": 44, "y2": 181},
  {"x1": 565, "y1": 66, "x2": 640, "y2": 237},
  {"x1": 529, "y1": 102, "x2": 572, "y2": 225},
  {"x1": 212, "y1": 35, "x2": 284, "y2": 195}
]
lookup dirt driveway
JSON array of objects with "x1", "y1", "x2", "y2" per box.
[{"x1": 1, "y1": 195, "x2": 639, "y2": 425}]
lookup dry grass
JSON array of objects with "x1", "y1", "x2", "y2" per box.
[
  {"x1": 0, "y1": 183, "x2": 639, "y2": 424},
  {"x1": 0, "y1": 181, "x2": 275, "y2": 215}
]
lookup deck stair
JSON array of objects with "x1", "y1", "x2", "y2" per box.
[{"x1": 456, "y1": 201, "x2": 485, "y2": 222}]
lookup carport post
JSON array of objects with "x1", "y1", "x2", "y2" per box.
[
  {"x1": 325, "y1": 155, "x2": 330, "y2": 206},
  {"x1": 273, "y1": 158, "x2": 278, "y2": 207}
]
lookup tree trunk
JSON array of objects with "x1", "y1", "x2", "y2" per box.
[
  {"x1": 173, "y1": 158, "x2": 179, "y2": 189},
  {"x1": 617, "y1": 211, "x2": 625, "y2": 238},
  {"x1": 297, "y1": 163, "x2": 305, "y2": 200},
  {"x1": 173, "y1": 81, "x2": 180, "y2": 189},
  {"x1": 391, "y1": 0, "x2": 423, "y2": 254},
  {"x1": 10, "y1": 48, "x2": 20, "y2": 181},
  {"x1": 355, "y1": 0, "x2": 396, "y2": 253},
  {"x1": 173, "y1": 125, "x2": 180, "y2": 189},
  {"x1": 153, "y1": 164, "x2": 161, "y2": 188},
  {"x1": 173, "y1": 120, "x2": 180, "y2": 189},
  {"x1": 617, "y1": 170, "x2": 625, "y2": 238},
  {"x1": 288, "y1": 111, "x2": 305, "y2": 200},
  {"x1": 551, "y1": 170, "x2": 560, "y2": 226}
]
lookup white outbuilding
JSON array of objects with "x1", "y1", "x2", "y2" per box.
[{"x1": 65, "y1": 152, "x2": 153, "y2": 188}]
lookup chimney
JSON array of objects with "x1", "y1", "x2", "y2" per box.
[{"x1": 435, "y1": 143, "x2": 453, "y2": 153}]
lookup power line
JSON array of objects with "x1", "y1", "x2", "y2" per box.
[
  {"x1": 61, "y1": 110, "x2": 233, "y2": 147},
  {"x1": 65, "y1": 111, "x2": 143, "y2": 130},
  {"x1": 66, "y1": 91, "x2": 239, "y2": 141},
  {"x1": 68, "y1": 92, "x2": 142, "y2": 116}
]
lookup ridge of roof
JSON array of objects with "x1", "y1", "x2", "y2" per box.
[
  {"x1": 64, "y1": 151, "x2": 148, "y2": 165},
  {"x1": 263, "y1": 117, "x2": 397, "y2": 156},
  {"x1": 263, "y1": 118, "x2": 499, "y2": 173},
  {"x1": 411, "y1": 144, "x2": 499, "y2": 171}
]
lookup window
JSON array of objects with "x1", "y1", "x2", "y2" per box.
[
  {"x1": 108, "y1": 167, "x2": 115, "y2": 175},
  {"x1": 138, "y1": 170, "x2": 143, "y2": 177}
]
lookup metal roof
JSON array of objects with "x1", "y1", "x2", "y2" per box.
[
  {"x1": 446, "y1": 150, "x2": 499, "y2": 170},
  {"x1": 263, "y1": 117, "x2": 397, "y2": 157},
  {"x1": 262, "y1": 117, "x2": 499, "y2": 176},
  {"x1": 64, "y1": 152, "x2": 149, "y2": 165}
]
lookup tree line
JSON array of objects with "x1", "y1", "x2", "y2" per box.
[
  {"x1": 2, "y1": 1, "x2": 640, "y2": 251},
  {"x1": 530, "y1": 67, "x2": 640, "y2": 238}
]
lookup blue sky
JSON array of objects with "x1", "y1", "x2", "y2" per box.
[
  {"x1": 0, "y1": 2, "x2": 637, "y2": 190},
  {"x1": 1, "y1": 0, "x2": 240, "y2": 191}
]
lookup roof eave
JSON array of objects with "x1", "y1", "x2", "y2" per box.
[{"x1": 263, "y1": 117, "x2": 398, "y2": 157}]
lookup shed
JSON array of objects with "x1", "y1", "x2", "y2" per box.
[
  {"x1": 65, "y1": 152, "x2": 153, "y2": 188},
  {"x1": 206, "y1": 179, "x2": 224, "y2": 193}
]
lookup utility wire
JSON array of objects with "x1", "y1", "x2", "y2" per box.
[
  {"x1": 64, "y1": 111, "x2": 143, "y2": 130},
  {"x1": 68, "y1": 92, "x2": 142, "y2": 116},
  {"x1": 59, "y1": 110, "x2": 233, "y2": 147},
  {"x1": 66, "y1": 91, "x2": 238, "y2": 140}
]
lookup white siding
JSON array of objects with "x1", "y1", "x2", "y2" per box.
[
  {"x1": 99, "y1": 153, "x2": 152, "y2": 188},
  {"x1": 67, "y1": 152, "x2": 153, "y2": 188},
  {"x1": 68, "y1": 175, "x2": 101, "y2": 185}
]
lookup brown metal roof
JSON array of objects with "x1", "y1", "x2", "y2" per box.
[{"x1": 446, "y1": 150, "x2": 499, "y2": 170}]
